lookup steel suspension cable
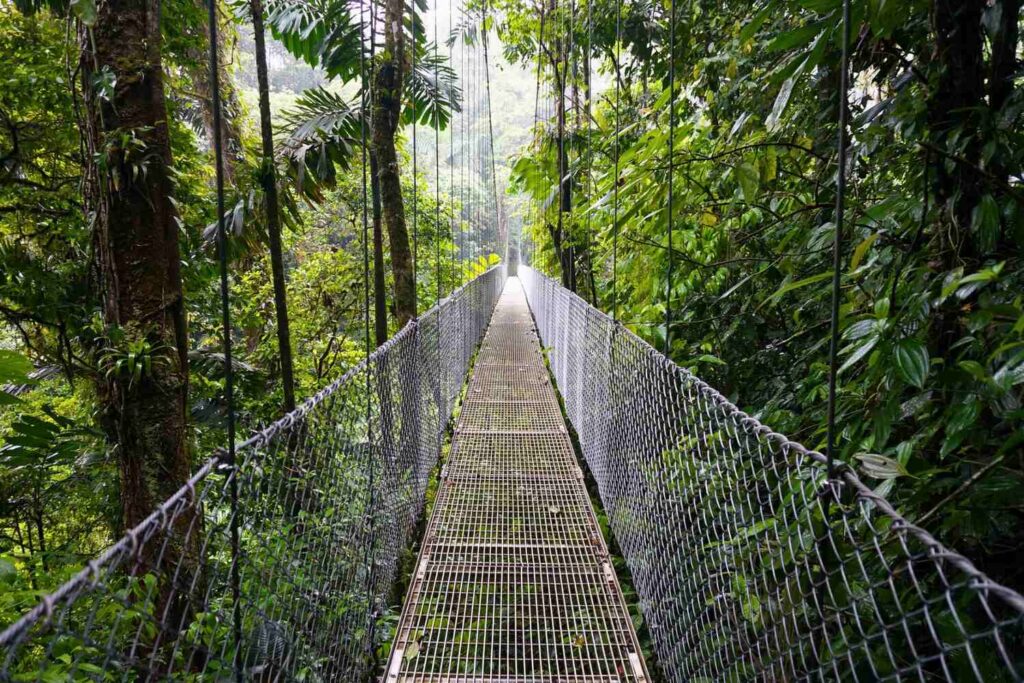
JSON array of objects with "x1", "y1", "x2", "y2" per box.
[
  {"x1": 411, "y1": 0, "x2": 418, "y2": 308},
  {"x1": 473, "y1": 33, "x2": 476, "y2": 258},
  {"x1": 555, "y1": 0, "x2": 567, "y2": 288},
  {"x1": 435, "y1": 0, "x2": 442, "y2": 302},
  {"x1": 825, "y1": 0, "x2": 852, "y2": 480},
  {"x1": 477, "y1": 34, "x2": 483, "y2": 257},
  {"x1": 664, "y1": 0, "x2": 676, "y2": 355},
  {"x1": 529, "y1": 7, "x2": 544, "y2": 268},
  {"x1": 469, "y1": 36, "x2": 475, "y2": 262},
  {"x1": 477, "y1": 35, "x2": 482, "y2": 258},
  {"x1": 460, "y1": 18, "x2": 467, "y2": 282},
  {"x1": 476, "y1": 37, "x2": 483, "y2": 258},
  {"x1": 560, "y1": 0, "x2": 567, "y2": 279},
  {"x1": 611, "y1": 0, "x2": 621, "y2": 320},
  {"x1": 205, "y1": 1, "x2": 240, "y2": 678},
  {"x1": 482, "y1": 1, "x2": 502, "y2": 260},
  {"x1": 357, "y1": 0, "x2": 376, "y2": 657},
  {"x1": 583, "y1": 0, "x2": 593, "y2": 302},
  {"x1": 469, "y1": 9, "x2": 473, "y2": 265},
  {"x1": 449, "y1": 0, "x2": 456, "y2": 290}
]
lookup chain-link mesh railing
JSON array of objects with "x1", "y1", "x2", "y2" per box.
[
  {"x1": 0, "y1": 266, "x2": 505, "y2": 682},
  {"x1": 520, "y1": 266, "x2": 1024, "y2": 682}
]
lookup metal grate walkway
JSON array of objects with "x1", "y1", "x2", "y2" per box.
[{"x1": 384, "y1": 278, "x2": 649, "y2": 682}]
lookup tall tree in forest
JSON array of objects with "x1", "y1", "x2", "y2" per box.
[
  {"x1": 79, "y1": 0, "x2": 196, "y2": 572},
  {"x1": 928, "y1": 0, "x2": 987, "y2": 267},
  {"x1": 250, "y1": 0, "x2": 296, "y2": 411},
  {"x1": 371, "y1": 0, "x2": 416, "y2": 327},
  {"x1": 268, "y1": 0, "x2": 460, "y2": 335}
]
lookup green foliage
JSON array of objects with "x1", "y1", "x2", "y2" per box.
[
  {"x1": 504, "y1": 0, "x2": 1024, "y2": 590},
  {"x1": 0, "y1": 351, "x2": 33, "y2": 406},
  {"x1": 404, "y1": 46, "x2": 463, "y2": 128},
  {"x1": 266, "y1": 0, "x2": 363, "y2": 81},
  {"x1": 278, "y1": 86, "x2": 364, "y2": 194},
  {"x1": 0, "y1": 0, "x2": 480, "y2": 625},
  {"x1": 267, "y1": 0, "x2": 462, "y2": 204}
]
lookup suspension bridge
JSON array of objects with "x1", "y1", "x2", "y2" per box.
[
  {"x1": 2, "y1": 266, "x2": 1023, "y2": 681},
  {"x1": 2, "y1": 0, "x2": 1024, "y2": 679}
]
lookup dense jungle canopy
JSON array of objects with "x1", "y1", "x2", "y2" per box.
[
  {"x1": 505, "y1": 0, "x2": 1024, "y2": 593},
  {"x1": 0, "y1": 0, "x2": 1022, "y2": 673}
]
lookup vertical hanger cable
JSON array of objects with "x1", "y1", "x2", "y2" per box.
[
  {"x1": 825, "y1": 0, "x2": 852, "y2": 480},
  {"x1": 206, "y1": 1, "x2": 240, "y2": 678},
  {"x1": 664, "y1": 0, "x2": 676, "y2": 354}
]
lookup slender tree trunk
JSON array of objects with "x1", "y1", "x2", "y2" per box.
[
  {"x1": 251, "y1": 0, "x2": 296, "y2": 412},
  {"x1": 371, "y1": 152, "x2": 389, "y2": 346},
  {"x1": 583, "y1": 51, "x2": 598, "y2": 304},
  {"x1": 80, "y1": 0, "x2": 198, "y2": 651},
  {"x1": 989, "y1": 0, "x2": 1020, "y2": 247},
  {"x1": 482, "y1": 25, "x2": 506, "y2": 258},
  {"x1": 371, "y1": 0, "x2": 416, "y2": 328},
  {"x1": 549, "y1": 12, "x2": 574, "y2": 291},
  {"x1": 989, "y1": 0, "x2": 1020, "y2": 114},
  {"x1": 928, "y1": 0, "x2": 986, "y2": 262},
  {"x1": 18, "y1": 514, "x2": 36, "y2": 590},
  {"x1": 32, "y1": 486, "x2": 46, "y2": 572},
  {"x1": 556, "y1": 65, "x2": 574, "y2": 291}
]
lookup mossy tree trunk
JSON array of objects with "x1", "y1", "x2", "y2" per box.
[
  {"x1": 371, "y1": 0, "x2": 416, "y2": 329},
  {"x1": 80, "y1": 0, "x2": 199, "y2": 648}
]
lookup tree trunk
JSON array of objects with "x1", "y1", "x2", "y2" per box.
[
  {"x1": 482, "y1": 24, "x2": 506, "y2": 259},
  {"x1": 251, "y1": 0, "x2": 296, "y2": 412},
  {"x1": 80, "y1": 0, "x2": 198, "y2": 653},
  {"x1": 989, "y1": 0, "x2": 1020, "y2": 243},
  {"x1": 371, "y1": 0, "x2": 416, "y2": 329},
  {"x1": 32, "y1": 486, "x2": 46, "y2": 572},
  {"x1": 552, "y1": 25, "x2": 574, "y2": 291},
  {"x1": 989, "y1": 0, "x2": 1020, "y2": 114},
  {"x1": 928, "y1": 0, "x2": 986, "y2": 262},
  {"x1": 371, "y1": 151, "x2": 389, "y2": 346}
]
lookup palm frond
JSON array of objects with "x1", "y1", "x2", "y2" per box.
[
  {"x1": 404, "y1": 46, "x2": 462, "y2": 129},
  {"x1": 446, "y1": 7, "x2": 482, "y2": 47},
  {"x1": 278, "y1": 87, "x2": 365, "y2": 199},
  {"x1": 266, "y1": 0, "x2": 363, "y2": 81},
  {"x1": 402, "y1": 0, "x2": 428, "y2": 45}
]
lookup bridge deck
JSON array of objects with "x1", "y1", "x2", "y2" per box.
[{"x1": 384, "y1": 278, "x2": 649, "y2": 682}]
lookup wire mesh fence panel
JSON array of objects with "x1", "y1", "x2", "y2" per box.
[
  {"x1": 520, "y1": 266, "x2": 1024, "y2": 683},
  {"x1": 0, "y1": 266, "x2": 506, "y2": 682}
]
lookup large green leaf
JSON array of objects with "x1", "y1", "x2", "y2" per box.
[
  {"x1": 0, "y1": 350, "x2": 32, "y2": 385},
  {"x1": 764, "y1": 271, "x2": 833, "y2": 306},
  {"x1": 267, "y1": 0, "x2": 363, "y2": 81},
  {"x1": 403, "y1": 46, "x2": 462, "y2": 129},
  {"x1": 0, "y1": 351, "x2": 32, "y2": 405},
  {"x1": 766, "y1": 78, "x2": 796, "y2": 132},
  {"x1": 894, "y1": 338, "x2": 929, "y2": 388},
  {"x1": 736, "y1": 161, "x2": 760, "y2": 203},
  {"x1": 856, "y1": 453, "x2": 909, "y2": 480},
  {"x1": 278, "y1": 87, "x2": 364, "y2": 197},
  {"x1": 867, "y1": 0, "x2": 901, "y2": 38},
  {"x1": 739, "y1": 2, "x2": 779, "y2": 43},
  {"x1": 839, "y1": 336, "x2": 878, "y2": 374},
  {"x1": 972, "y1": 194, "x2": 1000, "y2": 254},
  {"x1": 766, "y1": 22, "x2": 821, "y2": 52}
]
